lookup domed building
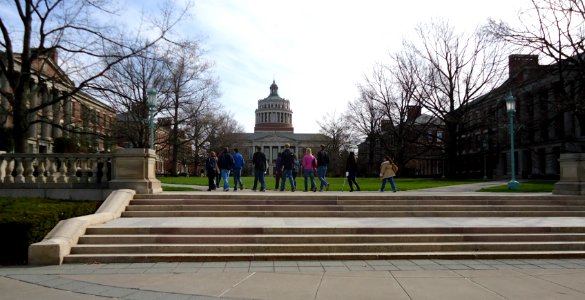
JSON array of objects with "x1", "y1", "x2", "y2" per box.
[
  {"x1": 242, "y1": 81, "x2": 328, "y2": 174},
  {"x1": 254, "y1": 80, "x2": 294, "y2": 132}
]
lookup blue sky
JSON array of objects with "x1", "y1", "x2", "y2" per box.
[{"x1": 180, "y1": 0, "x2": 528, "y2": 133}]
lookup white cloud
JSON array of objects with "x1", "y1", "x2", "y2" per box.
[{"x1": 186, "y1": 0, "x2": 527, "y2": 133}]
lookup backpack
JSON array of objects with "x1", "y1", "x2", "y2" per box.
[{"x1": 391, "y1": 162, "x2": 399, "y2": 173}]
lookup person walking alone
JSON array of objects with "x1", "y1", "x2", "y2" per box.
[
  {"x1": 252, "y1": 146, "x2": 267, "y2": 192},
  {"x1": 280, "y1": 143, "x2": 296, "y2": 192},
  {"x1": 217, "y1": 147, "x2": 234, "y2": 192},
  {"x1": 379, "y1": 155, "x2": 397, "y2": 192},
  {"x1": 346, "y1": 151, "x2": 360, "y2": 192},
  {"x1": 317, "y1": 144, "x2": 330, "y2": 191},
  {"x1": 302, "y1": 148, "x2": 317, "y2": 192},
  {"x1": 232, "y1": 148, "x2": 245, "y2": 191}
]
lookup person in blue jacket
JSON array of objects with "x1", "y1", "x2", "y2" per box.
[{"x1": 232, "y1": 148, "x2": 245, "y2": 191}]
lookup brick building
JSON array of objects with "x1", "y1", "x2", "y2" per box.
[
  {"x1": 459, "y1": 54, "x2": 585, "y2": 179},
  {"x1": 0, "y1": 49, "x2": 116, "y2": 153}
]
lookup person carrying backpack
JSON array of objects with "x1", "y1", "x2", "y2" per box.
[{"x1": 379, "y1": 155, "x2": 398, "y2": 192}]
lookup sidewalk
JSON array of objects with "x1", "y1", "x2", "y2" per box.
[{"x1": 2, "y1": 259, "x2": 585, "y2": 299}]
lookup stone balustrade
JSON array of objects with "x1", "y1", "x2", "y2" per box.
[
  {"x1": 0, "y1": 148, "x2": 161, "y2": 199},
  {"x1": 0, "y1": 152, "x2": 111, "y2": 188}
]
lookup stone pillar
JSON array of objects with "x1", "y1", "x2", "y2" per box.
[
  {"x1": 553, "y1": 153, "x2": 585, "y2": 195},
  {"x1": 109, "y1": 148, "x2": 162, "y2": 194}
]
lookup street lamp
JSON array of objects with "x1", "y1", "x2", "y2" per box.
[
  {"x1": 505, "y1": 92, "x2": 520, "y2": 190},
  {"x1": 147, "y1": 88, "x2": 157, "y2": 150},
  {"x1": 483, "y1": 139, "x2": 488, "y2": 180}
]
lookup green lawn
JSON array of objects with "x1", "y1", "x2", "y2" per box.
[
  {"x1": 477, "y1": 180, "x2": 555, "y2": 193},
  {"x1": 159, "y1": 176, "x2": 484, "y2": 192}
]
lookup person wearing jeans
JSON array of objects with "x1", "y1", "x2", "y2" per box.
[
  {"x1": 252, "y1": 146, "x2": 267, "y2": 192},
  {"x1": 316, "y1": 144, "x2": 330, "y2": 191},
  {"x1": 279, "y1": 143, "x2": 296, "y2": 192},
  {"x1": 379, "y1": 155, "x2": 397, "y2": 192},
  {"x1": 302, "y1": 148, "x2": 317, "y2": 192},
  {"x1": 217, "y1": 147, "x2": 234, "y2": 192},
  {"x1": 232, "y1": 148, "x2": 245, "y2": 191}
]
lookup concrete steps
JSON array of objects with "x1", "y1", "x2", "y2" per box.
[
  {"x1": 63, "y1": 193, "x2": 585, "y2": 263},
  {"x1": 121, "y1": 194, "x2": 585, "y2": 218}
]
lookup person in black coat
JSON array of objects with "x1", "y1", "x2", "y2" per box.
[
  {"x1": 205, "y1": 151, "x2": 218, "y2": 191},
  {"x1": 345, "y1": 151, "x2": 360, "y2": 192}
]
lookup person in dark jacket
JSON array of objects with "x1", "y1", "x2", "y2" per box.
[
  {"x1": 252, "y1": 146, "x2": 267, "y2": 192},
  {"x1": 345, "y1": 151, "x2": 360, "y2": 192},
  {"x1": 280, "y1": 143, "x2": 296, "y2": 192},
  {"x1": 274, "y1": 152, "x2": 282, "y2": 190},
  {"x1": 205, "y1": 151, "x2": 218, "y2": 191},
  {"x1": 316, "y1": 144, "x2": 330, "y2": 191},
  {"x1": 217, "y1": 147, "x2": 234, "y2": 192}
]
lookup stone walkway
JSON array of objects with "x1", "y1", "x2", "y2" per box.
[{"x1": 2, "y1": 259, "x2": 585, "y2": 299}]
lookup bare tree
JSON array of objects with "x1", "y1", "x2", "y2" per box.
[
  {"x1": 162, "y1": 41, "x2": 219, "y2": 176},
  {"x1": 355, "y1": 58, "x2": 440, "y2": 176},
  {"x1": 0, "y1": 0, "x2": 188, "y2": 152},
  {"x1": 91, "y1": 42, "x2": 168, "y2": 149},
  {"x1": 404, "y1": 19, "x2": 507, "y2": 177},
  {"x1": 206, "y1": 110, "x2": 246, "y2": 154},
  {"x1": 486, "y1": 0, "x2": 585, "y2": 149},
  {"x1": 317, "y1": 112, "x2": 356, "y2": 176}
]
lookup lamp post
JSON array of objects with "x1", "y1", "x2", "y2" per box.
[
  {"x1": 483, "y1": 140, "x2": 488, "y2": 180},
  {"x1": 147, "y1": 88, "x2": 157, "y2": 150},
  {"x1": 505, "y1": 92, "x2": 520, "y2": 190}
]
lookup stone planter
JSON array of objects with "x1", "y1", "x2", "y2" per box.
[{"x1": 553, "y1": 153, "x2": 585, "y2": 195}]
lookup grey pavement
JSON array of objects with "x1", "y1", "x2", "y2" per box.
[
  {"x1": 3, "y1": 182, "x2": 585, "y2": 300},
  {"x1": 3, "y1": 259, "x2": 585, "y2": 299}
]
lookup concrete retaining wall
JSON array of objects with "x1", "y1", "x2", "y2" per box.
[{"x1": 28, "y1": 189, "x2": 136, "y2": 265}]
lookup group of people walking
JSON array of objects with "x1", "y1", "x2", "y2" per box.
[{"x1": 205, "y1": 144, "x2": 398, "y2": 192}]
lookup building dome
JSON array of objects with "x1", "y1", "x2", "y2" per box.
[{"x1": 254, "y1": 81, "x2": 294, "y2": 133}]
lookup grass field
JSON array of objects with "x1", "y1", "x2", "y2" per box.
[{"x1": 159, "y1": 176, "x2": 486, "y2": 192}]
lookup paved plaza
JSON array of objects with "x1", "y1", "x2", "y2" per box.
[{"x1": 2, "y1": 259, "x2": 585, "y2": 299}]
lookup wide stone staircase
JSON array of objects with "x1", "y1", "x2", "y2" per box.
[{"x1": 63, "y1": 193, "x2": 585, "y2": 263}]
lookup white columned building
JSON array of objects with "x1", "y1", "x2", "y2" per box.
[{"x1": 241, "y1": 81, "x2": 328, "y2": 175}]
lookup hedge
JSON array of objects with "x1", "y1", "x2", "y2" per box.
[{"x1": 0, "y1": 197, "x2": 101, "y2": 265}]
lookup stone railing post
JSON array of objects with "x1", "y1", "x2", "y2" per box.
[
  {"x1": 108, "y1": 148, "x2": 162, "y2": 194},
  {"x1": 553, "y1": 153, "x2": 585, "y2": 195}
]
